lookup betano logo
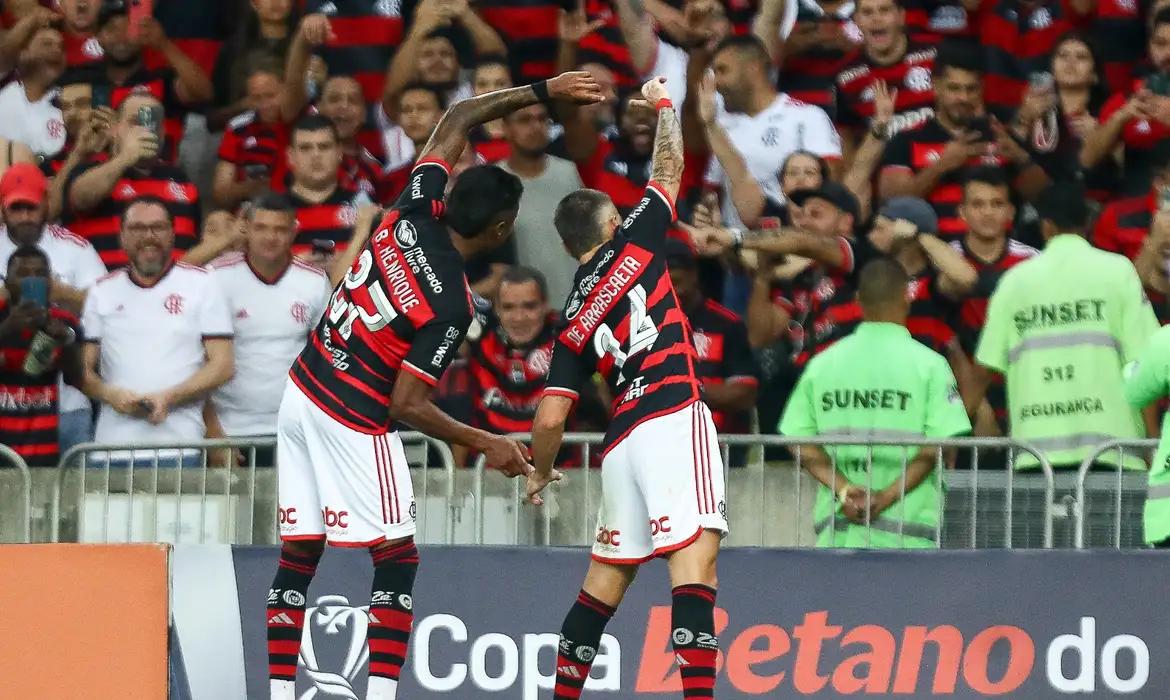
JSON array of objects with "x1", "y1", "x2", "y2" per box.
[{"x1": 410, "y1": 609, "x2": 1149, "y2": 697}]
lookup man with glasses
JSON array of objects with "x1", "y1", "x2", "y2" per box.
[{"x1": 79, "y1": 197, "x2": 233, "y2": 463}]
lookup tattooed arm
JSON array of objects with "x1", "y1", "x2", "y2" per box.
[
  {"x1": 641, "y1": 77, "x2": 685, "y2": 201},
  {"x1": 417, "y1": 72, "x2": 604, "y2": 167}
]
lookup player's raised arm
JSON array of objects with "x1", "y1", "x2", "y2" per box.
[
  {"x1": 417, "y1": 72, "x2": 606, "y2": 167},
  {"x1": 636, "y1": 76, "x2": 684, "y2": 201}
]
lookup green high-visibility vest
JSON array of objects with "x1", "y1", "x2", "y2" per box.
[
  {"x1": 977, "y1": 234, "x2": 1159, "y2": 469},
  {"x1": 1123, "y1": 325, "x2": 1170, "y2": 545},
  {"x1": 779, "y1": 322, "x2": 972, "y2": 549}
]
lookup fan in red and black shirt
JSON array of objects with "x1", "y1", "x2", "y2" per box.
[
  {"x1": 664, "y1": 239, "x2": 758, "y2": 437},
  {"x1": 779, "y1": 0, "x2": 863, "y2": 116},
  {"x1": 0, "y1": 247, "x2": 83, "y2": 467},
  {"x1": 1092, "y1": 142, "x2": 1170, "y2": 263},
  {"x1": 902, "y1": 0, "x2": 979, "y2": 44},
  {"x1": 951, "y1": 167, "x2": 1037, "y2": 430},
  {"x1": 836, "y1": 0, "x2": 936, "y2": 152},
  {"x1": 279, "y1": 115, "x2": 373, "y2": 259},
  {"x1": 1085, "y1": 8, "x2": 1170, "y2": 196},
  {"x1": 878, "y1": 43, "x2": 1050, "y2": 240},
  {"x1": 467, "y1": 267, "x2": 561, "y2": 435},
  {"x1": 62, "y1": 94, "x2": 201, "y2": 268},
  {"x1": 61, "y1": 2, "x2": 213, "y2": 165},
  {"x1": 977, "y1": 0, "x2": 1089, "y2": 119},
  {"x1": 212, "y1": 68, "x2": 289, "y2": 211}
]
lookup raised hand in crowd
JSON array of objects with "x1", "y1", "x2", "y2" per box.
[
  {"x1": 137, "y1": 17, "x2": 172, "y2": 51},
  {"x1": 557, "y1": 1, "x2": 606, "y2": 43},
  {"x1": 299, "y1": 13, "x2": 337, "y2": 47},
  {"x1": 872, "y1": 80, "x2": 897, "y2": 135},
  {"x1": 0, "y1": 299, "x2": 47, "y2": 340},
  {"x1": 413, "y1": 0, "x2": 456, "y2": 33},
  {"x1": 682, "y1": 0, "x2": 724, "y2": 52},
  {"x1": 990, "y1": 116, "x2": 1032, "y2": 166},
  {"x1": 696, "y1": 72, "x2": 719, "y2": 126},
  {"x1": 117, "y1": 127, "x2": 161, "y2": 166},
  {"x1": 76, "y1": 107, "x2": 116, "y2": 158}
]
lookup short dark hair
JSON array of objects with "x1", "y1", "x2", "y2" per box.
[
  {"x1": 500, "y1": 265, "x2": 548, "y2": 301},
  {"x1": 1036, "y1": 182, "x2": 1091, "y2": 232},
  {"x1": 962, "y1": 166, "x2": 1010, "y2": 197},
  {"x1": 782, "y1": 150, "x2": 830, "y2": 183},
  {"x1": 7, "y1": 244, "x2": 48, "y2": 273},
  {"x1": 933, "y1": 40, "x2": 983, "y2": 79},
  {"x1": 473, "y1": 54, "x2": 510, "y2": 73},
  {"x1": 554, "y1": 189, "x2": 612, "y2": 258},
  {"x1": 1153, "y1": 6, "x2": 1170, "y2": 32},
  {"x1": 857, "y1": 257, "x2": 910, "y2": 308},
  {"x1": 122, "y1": 196, "x2": 174, "y2": 229},
  {"x1": 444, "y1": 165, "x2": 523, "y2": 238},
  {"x1": 398, "y1": 82, "x2": 448, "y2": 111},
  {"x1": 249, "y1": 191, "x2": 295, "y2": 219},
  {"x1": 713, "y1": 34, "x2": 770, "y2": 68},
  {"x1": 291, "y1": 114, "x2": 339, "y2": 145}
]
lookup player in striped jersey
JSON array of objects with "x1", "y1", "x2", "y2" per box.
[
  {"x1": 528, "y1": 77, "x2": 726, "y2": 700},
  {"x1": 266, "y1": 71, "x2": 605, "y2": 700}
]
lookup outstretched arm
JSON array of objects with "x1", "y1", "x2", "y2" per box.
[
  {"x1": 638, "y1": 77, "x2": 684, "y2": 200},
  {"x1": 416, "y1": 72, "x2": 604, "y2": 167}
]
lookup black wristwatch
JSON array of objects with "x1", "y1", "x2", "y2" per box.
[{"x1": 870, "y1": 121, "x2": 891, "y2": 141}]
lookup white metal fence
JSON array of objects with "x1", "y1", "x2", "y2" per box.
[{"x1": 0, "y1": 432, "x2": 1157, "y2": 548}]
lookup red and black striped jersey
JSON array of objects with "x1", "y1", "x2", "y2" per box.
[
  {"x1": 290, "y1": 159, "x2": 473, "y2": 433},
  {"x1": 217, "y1": 111, "x2": 290, "y2": 180},
  {"x1": 773, "y1": 235, "x2": 877, "y2": 363},
  {"x1": 951, "y1": 237, "x2": 1036, "y2": 426},
  {"x1": 577, "y1": 0, "x2": 639, "y2": 88},
  {"x1": 341, "y1": 148, "x2": 394, "y2": 204},
  {"x1": 62, "y1": 65, "x2": 192, "y2": 164},
  {"x1": 835, "y1": 43, "x2": 936, "y2": 134},
  {"x1": 478, "y1": 0, "x2": 562, "y2": 83},
  {"x1": 1091, "y1": 191, "x2": 1152, "y2": 262},
  {"x1": 903, "y1": 0, "x2": 979, "y2": 44},
  {"x1": 950, "y1": 237, "x2": 1038, "y2": 354},
  {"x1": 303, "y1": 0, "x2": 404, "y2": 105},
  {"x1": 780, "y1": 8, "x2": 863, "y2": 116},
  {"x1": 470, "y1": 127, "x2": 511, "y2": 163},
  {"x1": 544, "y1": 182, "x2": 702, "y2": 455},
  {"x1": 799, "y1": 268, "x2": 959, "y2": 365},
  {"x1": 467, "y1": 311, "x2": 559, "y2": 434},
  {"x1": 149, "y1": 0, "x2": 225, "y2": 77},
  {"x1": 62, "y1": 160, "x2": 201, "y2": 268},
  {"x1": 1100, "y1": 80, "x2": 1170, "y2": 195},
  {"x1": 879, "y1": 117, "x2": 1019, "y2": 239},
  {"x1": 0, "y1": 303, "x2": 79, "y2": 466},
  {"x1": 1091, "y1": 0, "x2": 1148, "y2": 93},
  {"x1": 289, "y1": 183, "x2": 370, "y2": 257},
  {"x1": 686, "y1": 298, "x2": 758, "y2": 434},
  {"x1": 978, "y1": 0, "x2": 1087, "y2": 118}
]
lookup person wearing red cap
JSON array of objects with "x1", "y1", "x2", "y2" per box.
[{"x1": 0, "y1": 161, "x2": 106, "y2": 454}]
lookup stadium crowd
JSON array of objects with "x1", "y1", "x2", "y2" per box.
[{"x1": 0, "y1": 0, "x2": 1165, "y2": 487}]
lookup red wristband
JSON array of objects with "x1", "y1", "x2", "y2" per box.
[{"x1": 655, "y1": 98, "x2": 674, "y2": 111}]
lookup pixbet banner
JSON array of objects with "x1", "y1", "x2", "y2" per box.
[{"x1": 232, "y1": 547, "x2": 1170, "y2": 699}]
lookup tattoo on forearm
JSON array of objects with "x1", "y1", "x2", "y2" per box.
[
  {"x1": 650, "y1": 106, "x2": 683, "y2": 188},
  {"x1": 451, "y1": 85, "x2": 541, "y2": 130}
]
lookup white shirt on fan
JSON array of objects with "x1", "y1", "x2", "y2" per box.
[
  {"x1": 0, "y1": 81, "x2": 65, "y2": 157},
  {"x1": 0, "y1": 224, "x2": 107, "y2": 414},
  {"x1": 705, "y1": 94, "x2": 842, "y2": 228},
  {"x1": 209, "y1": 253, "x2": 330, "y2": 436},
  {"x1": 82, "y1": 263, "x2": 233, "y2": 448}
]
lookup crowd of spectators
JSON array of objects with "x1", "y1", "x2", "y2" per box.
[{"x1": 0, "y1": 0, "x2": 1166, "y2": 475}]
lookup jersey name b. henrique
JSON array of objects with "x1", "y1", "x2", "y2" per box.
[
  {"x1": 544, "y1": 183, "x2": 701, "y2": 454},
  {"x1": 289, "y1": 158, "x2": 473, "y2": 434}
]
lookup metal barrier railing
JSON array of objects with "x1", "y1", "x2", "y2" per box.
[
  {"x1": 0, "y1": 444, "x2": 32, "y2": 543},
  {"x1": 471, "y1": 433, "x2": 1055, "y2": 549},
  {"x1": 48, "y1": 433, "x2": 458, "y2": 545},
  {"x1": 1074, "y1": 439, "x2": 1158, "y2": 549}
]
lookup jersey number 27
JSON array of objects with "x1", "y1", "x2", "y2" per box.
[{"x1": 593, "y1": 284, "x2": 659, "y2": 384}]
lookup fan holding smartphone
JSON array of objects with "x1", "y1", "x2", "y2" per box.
[{"x1": 0, "y1": 247, "x2": 83, "y2": 466}]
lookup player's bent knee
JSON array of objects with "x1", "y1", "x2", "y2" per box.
[
  {"x1": 583, "y1": 560, "x2": 638, "y2": 607},
  {"x1": 666, "y1": 530, "x2": 721, "y2": 588}
]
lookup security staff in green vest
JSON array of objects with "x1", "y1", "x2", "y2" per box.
[
  {"x1": 975, "y1": 182, "x2": 1159, "y2": 470},
  {"x1": 1123, "y1": 326, "x2": 1170, "y2": 546},
  {"x1": 779, "y1": 258, "x2": 971, "y2": 548}
]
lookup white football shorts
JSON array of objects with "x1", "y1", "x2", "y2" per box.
[
  {"x1": 275, "y1": 379, "x2": 416, "y2": 547},
  {"x1": 591, "y1": 400, "x2": 728, "y2": 564}
]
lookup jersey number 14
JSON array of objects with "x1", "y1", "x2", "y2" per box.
[{"x1": 593, "y1": 284, "x2": 659, "y2": 384}]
